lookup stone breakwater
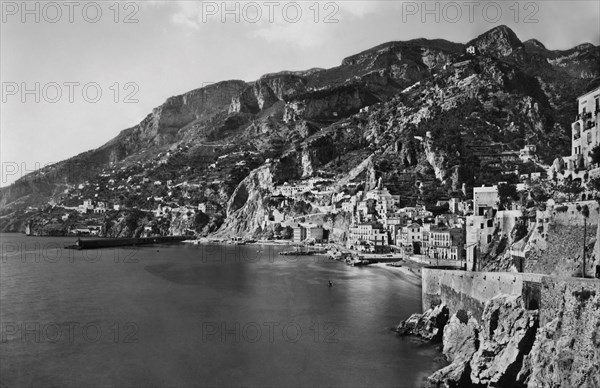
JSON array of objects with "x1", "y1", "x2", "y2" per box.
[{"x1": 397, "y1": 269, "x2": 600, "y2": 387}]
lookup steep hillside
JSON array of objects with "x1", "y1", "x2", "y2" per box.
[{"x1": 1, "y1": 25, "x2": 599, "y2": 237}]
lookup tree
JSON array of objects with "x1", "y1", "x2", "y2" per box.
[
  {"x1": 588, "y1": 177, "x2": 600, "y2": 198},
  {"x1": 591, "y1": 145, "x2": 600, "y2": 166},
  {"x1": 558, "y1": 179, "x2": 584, "y2": 202},
  {"x1": 282, "y1": 226, "x2": 294, "y2": 240},
  {"x1": 193, "y1": 212, "x2": 210, "y2": 232},
  {"x1": 528, "y1": 179, "x2": 554, "y2": 204},
  {"x1": 497, "y1": 183, "x2": 518, "y2": 210}
]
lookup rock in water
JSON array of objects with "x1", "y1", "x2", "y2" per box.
[{"x1": 396, "y1": 304, "x2": 449, "y2": 341}]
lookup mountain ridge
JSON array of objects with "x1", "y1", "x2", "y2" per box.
[{"x1": 1, "y1": 25, "x2": 599, "y2": 236}]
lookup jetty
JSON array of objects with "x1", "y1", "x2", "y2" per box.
[
  {"x1": 279, "y1": 245, "x2": 327, "y2": 256},
  {"x1": 64, "y1": 236, "x2": 189, "y2": 250}
]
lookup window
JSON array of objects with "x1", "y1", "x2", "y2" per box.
[{"x1": 487, "y1": 235, "x2": 492, "y2": 243}]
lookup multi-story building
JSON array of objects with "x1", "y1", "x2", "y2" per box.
[
  {"x1": 428, "y1": 227, "x2": 465, "y2": 261},
  {"x1": 365, "y1": 179, "x2": 399, "y2": 218},
  {"x1": 293, "y1": 223, "x2": 324, "y2": 243},
  {"x1": 570, "y1": 86, "x2": 600, "y2": 169},
  {"x1": 347, "y1": 222, "x2": 388, "y2": 252},
  {"x1": 385, "y1": 214, "x2": 408, "y2": 245},
  {"x1": 397, "y1": 222, "x2": 423, "y2": 254},
  {"x1": 198, "y1": 203, "x2": 218, "y2": 216},
  {"x1": 356, "y1": 199, "x2": 377, "y2": 222},
  {"x1": 466, "y1": 207, "x2": 496, "y2": 270},
  {"x1": 421, "y1": 223, "x2": 432, "y2": 256},
  {"x1": 293, "y1": 226, "x2": 306, "y2": 243}
]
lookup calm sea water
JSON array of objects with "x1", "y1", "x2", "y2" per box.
[{"x1": 0, "y1": 233, "x2": 439, "y2": 388}]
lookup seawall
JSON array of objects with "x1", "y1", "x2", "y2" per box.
[
  {"x1": 420, "y1": 268, "x2": 600, "y2": 387},
  {"x1": 423, "y1": 267, "x2": 599, "y2": 322}
]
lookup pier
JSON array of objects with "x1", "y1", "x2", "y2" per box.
[{"x1": 64, "y1": 236, "x2": 189, "y2": 250}]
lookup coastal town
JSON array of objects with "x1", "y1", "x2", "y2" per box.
[
  {"x1": 24, "y1": 85, "x2": 600, "y2": 279},
  {"x1": 3, "y1": 18, "x2": 600, "y2": 387}
]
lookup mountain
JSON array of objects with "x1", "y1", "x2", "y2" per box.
[{"x1": 1, "y1": 25, "x2": 599, "y2": 237}]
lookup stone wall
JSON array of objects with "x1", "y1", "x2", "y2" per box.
[
  {"x1": 550, "y1": 200, "x2": 600, "y2": 227},
  {"x1": 407, "y1": 255, "x2": 464, "y2": 268},
  {"x1": 422, "y1": 268, "x2": 544, "y2": 320},
  {"x1": 538, "y1": 275, "x2": 600, "y2": 325},
  {"x1": 420, "y1": 269, "x2": 600, "y2": 387},
  {"x1": 524, "y1": 276, "x2": 600, "y2": 387}
]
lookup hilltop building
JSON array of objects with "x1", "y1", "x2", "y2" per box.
[
  {"x1": 198, "y1": 203, "x2": 218, "y2": 216},
  {"x1": 569, "y1": 86, "x2": 600, "y2": 169},
  {"x1": 473, "y1": 185, "x2": 498, "y2": 215},
  {"x1": 519, "y1": 145, "x2": 537, "y2": 162}
]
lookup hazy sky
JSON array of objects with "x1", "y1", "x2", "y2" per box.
[{"x1": 1, "y1": 0, "x2": 599, "y2": 186}]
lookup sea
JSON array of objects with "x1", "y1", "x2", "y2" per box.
[{"x1": 0, "y1": 233, "x2": 440, "y2": 388}]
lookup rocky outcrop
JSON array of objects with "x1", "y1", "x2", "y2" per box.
[
  {"x1": 468, "y1": 25, "x2": 523, "y2": 57},
  {"x1": 419, "y1": 278, "x2": 600, "y2": 388},
  {"x1": 469, "y1": 295, "x2": 538, "y2": 385},
  {"x1": 428, "y1": 312, "x2": 479, "y2": 385},
  {"x1": 215, "y1": 165, "x2": 275, "y2": 238},
  {"x1": 426, "y1": 295, "x2": 539, "y2": 387},
  {"x1": 396, "y1": 304, "x2": 449, "y2": 341},
  {"x1": 520, "y1": 279, "x2": 600, "y2": 387},
  {"x1": 136, "y1": 80, "x2": 248, "y2": 145}
]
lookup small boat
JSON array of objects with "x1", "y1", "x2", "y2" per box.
[{"x1": 345, "y1": 256, "x2": 370, "y2": 266}]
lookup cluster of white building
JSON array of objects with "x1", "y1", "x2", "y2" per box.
[{"x1": 78, "y1": 199, "x2": 119, "y2": 214}]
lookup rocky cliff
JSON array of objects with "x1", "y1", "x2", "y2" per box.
[
  {"x1": 2, "y1": 26, "x2": 599, "y2": 237},
  {"x1": 398, "y1": 278, "x2": 600, "y2": 388}
]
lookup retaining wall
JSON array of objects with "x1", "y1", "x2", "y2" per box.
[
  {"x1": 423, "y1": 268, "x2": 599, "y2": 322},
  {"x1": 422, "y1": 268, "x2": 544, "y2": 320}
]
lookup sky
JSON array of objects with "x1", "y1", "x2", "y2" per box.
[{"x1": 1, "y1": 0, "x2": 599, "y2": 186}]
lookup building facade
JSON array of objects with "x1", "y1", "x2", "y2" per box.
[
  {"x1": 570, "y1": 86, "x2": 600, "y2": 169},
  {"x1": 347, "y1": 222, "x2": 388, "y2": 252}
]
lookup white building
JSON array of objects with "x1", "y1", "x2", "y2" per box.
[
  {"x1": 570, "y1": 86, "x2": 600, "y2": 169},
  {"x1": 473, "y1": 185, "x2": 498, "y2": 216},
  {"x1": 347, "y1": 222, "x2": 388, "y2": 252}
]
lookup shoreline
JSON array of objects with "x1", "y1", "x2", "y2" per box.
[{"x1": 369, "y1": 262, "x2": 424, "y2": 282}]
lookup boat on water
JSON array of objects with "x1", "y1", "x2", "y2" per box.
[
  {"x1": 327, "y1": 250, "x2": 351, "y2": 260},
  {"x1": 345, "y1": 256, "x2": 370, "y2": 267},
  {"x1": 386, "y1": 261, "x2": 403, "y2": 268}
]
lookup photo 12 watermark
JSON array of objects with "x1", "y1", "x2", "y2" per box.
[
  {"x1": 201, "y1": 321, "x2": 339, "y2": 344},
  {"x1": 1, "y1": 1, "x2": 140, "y2": 24},
  {"x1": 1, "y1": 160, "x2": 108, "y2": 184},
  {"x1": 400, "y1": 1, "x2": 539, "y2": 24},
  {"x1": 1, "y1": 82, "x2": 140, "y2": 103},
  {"x1": 1, "y1": 321, "x2": 139, "y2": 344},
  {"x1": 197, "y1": 1, "x2": 340, "y2": 24},
  {"x1": 1, "y1": 242, "x2": 139, "y2": 264}
]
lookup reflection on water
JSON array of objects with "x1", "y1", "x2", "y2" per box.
[{"x1": 1, "y1": 234, "x2": 439, "y2": 387}]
